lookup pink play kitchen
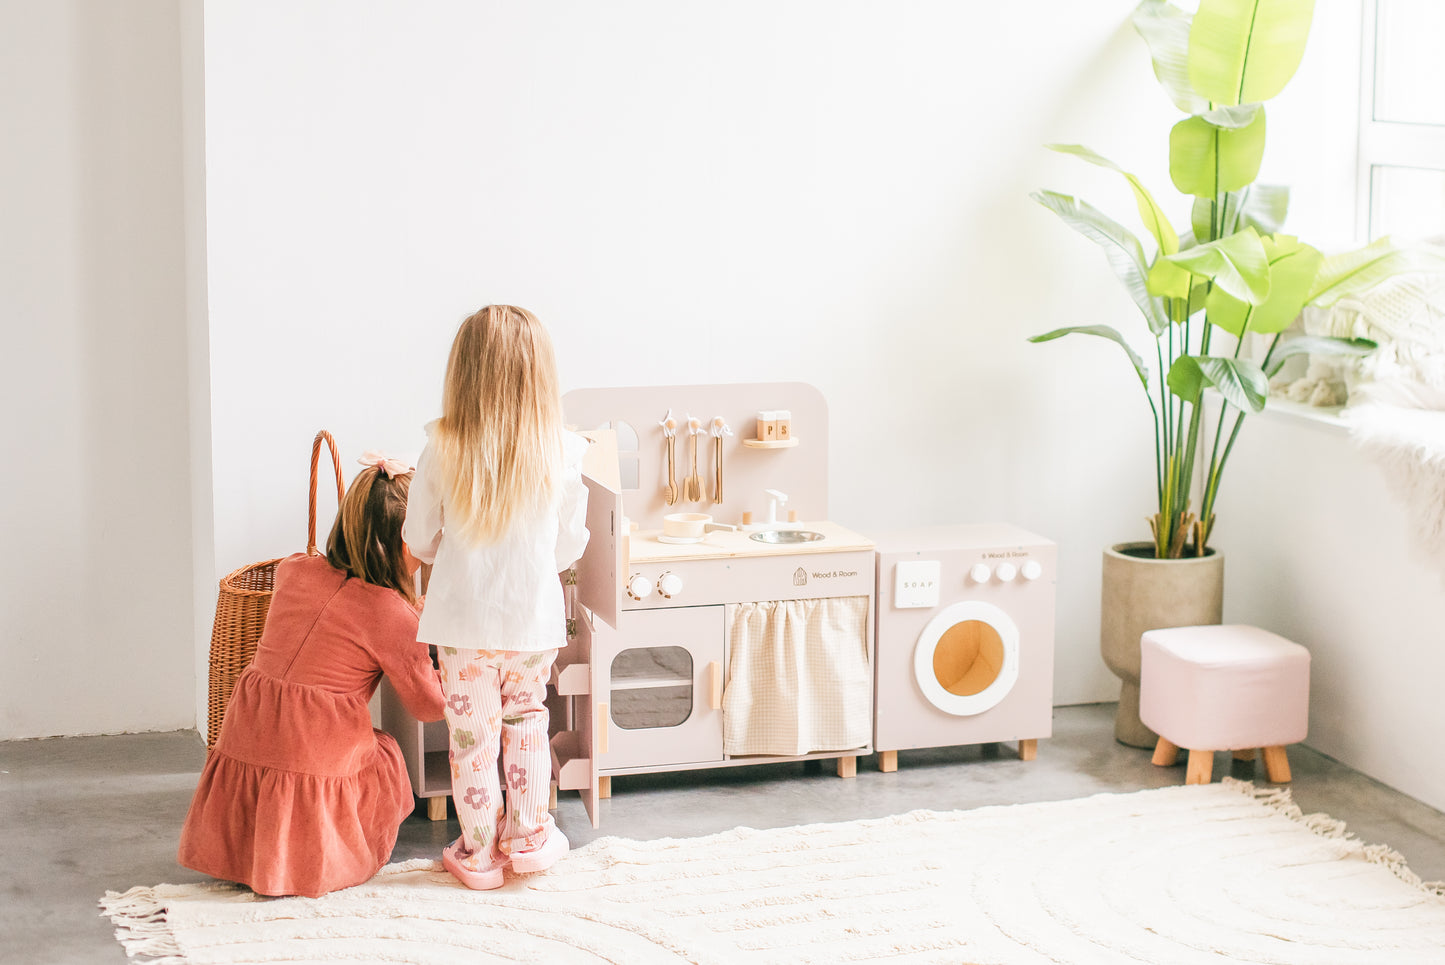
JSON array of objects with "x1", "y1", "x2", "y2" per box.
[{"x1": 383, "y1": 382, "x2": 1056, "y2": 828}]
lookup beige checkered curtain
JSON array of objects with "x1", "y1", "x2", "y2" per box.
[{"x1": 722, "y1": 596, "x2": 871, "y2": 756}]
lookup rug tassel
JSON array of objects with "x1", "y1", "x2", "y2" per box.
[
  {"x1": 1221, "y1": 777, "x2": 1445, "y2": 896},
  {"x1": 99, "y1": 884, "x2": 186, "y2": 963}
]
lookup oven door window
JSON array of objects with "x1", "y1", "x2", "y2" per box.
[
  {"x1": 610, "y1": 646, "x2": 693, "y2": 729},
  {"x1": 597, "y1": 605, "x2": 725, "y2": 770}
]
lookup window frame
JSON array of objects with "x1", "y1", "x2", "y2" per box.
[{"x1": 1355, "y1": 0, "x2": 1445, "y2": 241}]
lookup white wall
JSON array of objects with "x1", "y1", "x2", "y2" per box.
[
  {"x1": 1215, "y1": 410, "x2": 1445, "y2": 812},
  {"x1": 0, "y1": 0, "x2": 197, "y2": 739}
]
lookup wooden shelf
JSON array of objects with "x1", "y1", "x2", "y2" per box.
[
  {"x1": 741, "y1": 437, "x2": 799, "y2": 449},
  {"x1": 550, "y1": 731, "x2": 593, "y2": 791}
]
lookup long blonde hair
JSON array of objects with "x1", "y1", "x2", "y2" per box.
[
  {"x1": 326, "y1": 466, "x2": 420, "y2": 605},
  {"x1": 431, "y1": 305, "x2": 563, "y2": 545}
]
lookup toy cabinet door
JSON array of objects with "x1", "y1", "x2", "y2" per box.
[
  {"x1": 595, "y1": 606, "x2": 725, "y2": 772},
  {"x1": 576, "y1": 473, "x2": 622, "y2": 629}
]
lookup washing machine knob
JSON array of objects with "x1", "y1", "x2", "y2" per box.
[
  {"x1": 626, "y1": 574, "x2": 653, "y2": 600},
  {"x1": 1021, "y1": 560, "x2": 1043, "y2": 581},
  {"x1": 996, "y1": 562, "x2": 1018, "y2": 582},
  {"x1": 968, "y1": 563, "x2": 992, "y2": 584},
  {"x1": 657, "y1": 572, "x2": 684, "y2": 598}
]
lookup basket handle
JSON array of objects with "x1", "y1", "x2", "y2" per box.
[{"x1": 308, "y1": 430, "x2": 346, "y2": 556}]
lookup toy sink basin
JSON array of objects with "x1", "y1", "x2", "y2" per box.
[{"x1": 749, "y1": 529, "x2": 826, "y2": 544}]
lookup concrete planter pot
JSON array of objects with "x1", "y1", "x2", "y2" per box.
[{"x1": 1100, "y1": 541, "x2": 1224, "y2": 748}]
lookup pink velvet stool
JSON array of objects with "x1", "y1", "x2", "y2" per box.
[{"x1": 1139, "y1": 624, "x2": 1310, "y2": 786}]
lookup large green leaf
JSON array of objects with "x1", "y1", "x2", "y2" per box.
[
  {"x1": 1032, "y1": 190, "x2": 1170, "y2": 334},
  {"x1": 1167, "y1": 355, "x2": 1269, "y2": 411},
  {"x1": 1307, "y1": 237, "x2": 1445, "y2": 307},
  {"x1": 1029, "y1": 324, "x2": 1150, "y2": 389},
  {"x1": 1206, "y1": 234, "x2": 1323, "y2": 335},
  {"x1": 1148, "y1": 256, "x2": 1195, "y2": 300},
  {"x1": 1170, "y1": 109, "x2": 1267, "y2": 196},
  {"x1": 1163, "y1": 227, "x2": 1272, "y2": 304},
  {"x1": 1132, "y1": 0, "x2": 1211, "y2": 114},
  {"x1": 1188, "y1": 0, "x2": 1315, "y2": 106},
  {"x1": 1048, "y1": 144, "x2": 1179, "y2": 255},
  {"x1": 1264, "y1": 335, "x2": 1377, "y2": 378},
  {"x1": 1236, "y1": 184, "x2": 1290, "y2": 235}
]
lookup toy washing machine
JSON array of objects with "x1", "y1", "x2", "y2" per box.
[{"x1": 872, "y1": 524, "x2": 1055, "y2": 770}]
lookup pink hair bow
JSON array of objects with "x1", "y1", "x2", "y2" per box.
[{"x1": 359, "y1": 450, "x2": 413, "y2": 479}]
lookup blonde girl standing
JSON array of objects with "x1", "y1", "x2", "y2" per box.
[{"x1": 404, "y1": 305, "x2": 589, "y2": 890}]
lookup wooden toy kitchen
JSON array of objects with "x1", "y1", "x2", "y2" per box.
[
  {"x1": 383, "y1": 381, "x2": 1056, "y2": 829},
  {"x1": 553, "y1": 382, "x2": 876, "y2": 828}
]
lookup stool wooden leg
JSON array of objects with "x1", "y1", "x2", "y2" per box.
[
  {"x1": 1233, "y1": 748, "x2": 1257, "y2": 762},
  {"x1": 1262, "y1": 746, "x2": 1292, "y2": 783},
  {"x1": 426, "y1": 795, "x2": 448, "y2": 822},
  {"x1": 1185, "y1": 749, "x2": 1214, "y2": 785},
  {"x1": 837, "y1": 756, "x2": 857, "y2": 779},
  {"x1": 1152, "y1": 737, "x2": 1179, "y2": 767},
  {"x1": 878, "y1": 750, "x2": 898, "y2": 773},
  {"x1": 598, "y1": 775, "x2": 611, "y2": 799},
  {"x1": 1018, "y1": 739, "x2": 1037, "y2": 761}
]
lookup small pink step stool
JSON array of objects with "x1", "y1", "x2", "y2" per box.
[{"x1": 1140, "y1": 624, "x2": 1310, "y2": 785}]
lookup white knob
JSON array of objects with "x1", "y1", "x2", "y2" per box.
[
  {"x1": 657, "y1": 572, "x2": 684, "y2": 598},
  {"x1": 627, "y1": 574, "x2": 652, "y2": 600},
  {"x1": 969, "y1": 563, "x2": 992, "y2": 584},
  {"x1": 1021, "y1": 560, "x2": 1043, "y2": 581},
  {"x1": 996, "y1": 562, "x2": 1018, "y2": 582}
]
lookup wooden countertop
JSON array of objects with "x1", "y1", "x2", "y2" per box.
[{"x1": 628, "y1": 520, "x2": 874, "y2": 563}]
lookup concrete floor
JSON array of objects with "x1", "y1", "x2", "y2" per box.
[{"x1": 4, "y1": 703, "x2": 1443, "y2": 964}]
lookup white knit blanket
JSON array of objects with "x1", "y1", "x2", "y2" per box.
[
  {"x1": 1346, "y1": 390, "x2": 1445, "y2": 570},
  {"x1": 101, "y1": 780, "x2": 1445, "y2": 964}
]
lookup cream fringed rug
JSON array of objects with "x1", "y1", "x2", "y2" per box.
[{"x1": 103, "y1": 780, "x2": 1445, "y2": 964}]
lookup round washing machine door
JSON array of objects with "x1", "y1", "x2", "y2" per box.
[{"x1": 913, "y1": 600, "x2": 1020, "y2": 716}]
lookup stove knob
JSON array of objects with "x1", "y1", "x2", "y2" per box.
[
  {"x1": 626, "y1": 574, "x2": 652, "y2": 600},
  {"x1": 657, "y1": 572, "x2": 684, "y2": 598},
  {"x1": 1021, "y1": 560, "x2": 1043, "y2": 581},
  {"x1": 969, "y1": 563, "x2": 992, "y2": 584},
  {"x1": 996, "y1": 562, "x2": 1018, "y2": 582}
]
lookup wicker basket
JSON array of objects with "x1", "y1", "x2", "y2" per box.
[{"x1": 205, "y1": 430, "x2": 345, "y2": 749}]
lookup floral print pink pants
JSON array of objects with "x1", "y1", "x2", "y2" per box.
[{"x1": 437, "y1": 647, "x2": 558, "y2": 864}]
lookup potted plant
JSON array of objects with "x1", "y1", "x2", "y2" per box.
[{"x1": 1032, "y1": 0, "x2": 1435, "y2": 746}]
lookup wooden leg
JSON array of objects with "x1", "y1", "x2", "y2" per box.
[
  {"x1": 878, "y1": 750, "x2": 898, "y2": 773},
  {"x1": 427, "y1": 795, "x2": 448, "y2": 822},
  {"x1": 836, "y1": 755, "x2": 857, "y2": 779},
  {"x1": 549, "y1": 780, "x2": 558, "y2": 811},
  {"x1": 1233, "y1": 748, "x2": 1257, "y2": 762},
  {"x1": 1262, "y1": 745, "x2": 1292, "y2": 783},
  {"x1": 598, "y1": 775, "x2": 611, "y2": 799},
  {"x1": 1152, "y1": 736, "x2": 1179, "y2": 767},
  {"x1": 1185, "y1": 749, "x2": 1214, "y2": 785},
  {"x1": 1018, "y1": 739, "x2": 1037, "y2": 761}
]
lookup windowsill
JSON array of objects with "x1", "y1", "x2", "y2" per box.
[
  {"x1": 1258, "y1": 396, "x2": 1350, "y2": 431},
  {"x1": 1206, "y1": 390, "x2": 1351, "y2": 432}
]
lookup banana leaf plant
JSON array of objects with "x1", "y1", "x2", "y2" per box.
[{"x1": 1032, "y1": 0, "x2": 1440, "y2": 559}]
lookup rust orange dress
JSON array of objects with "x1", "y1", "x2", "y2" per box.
[{"x1": 178, "y1": 553, "x2": 445, "y2": 898}]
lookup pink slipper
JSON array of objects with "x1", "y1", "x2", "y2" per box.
[
  {"x1": 508, "y1": 829, "x2": 569, "y2": 875},
  {"x1": 441, "y1": 838, "x2": 507, "y2": 890}
]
